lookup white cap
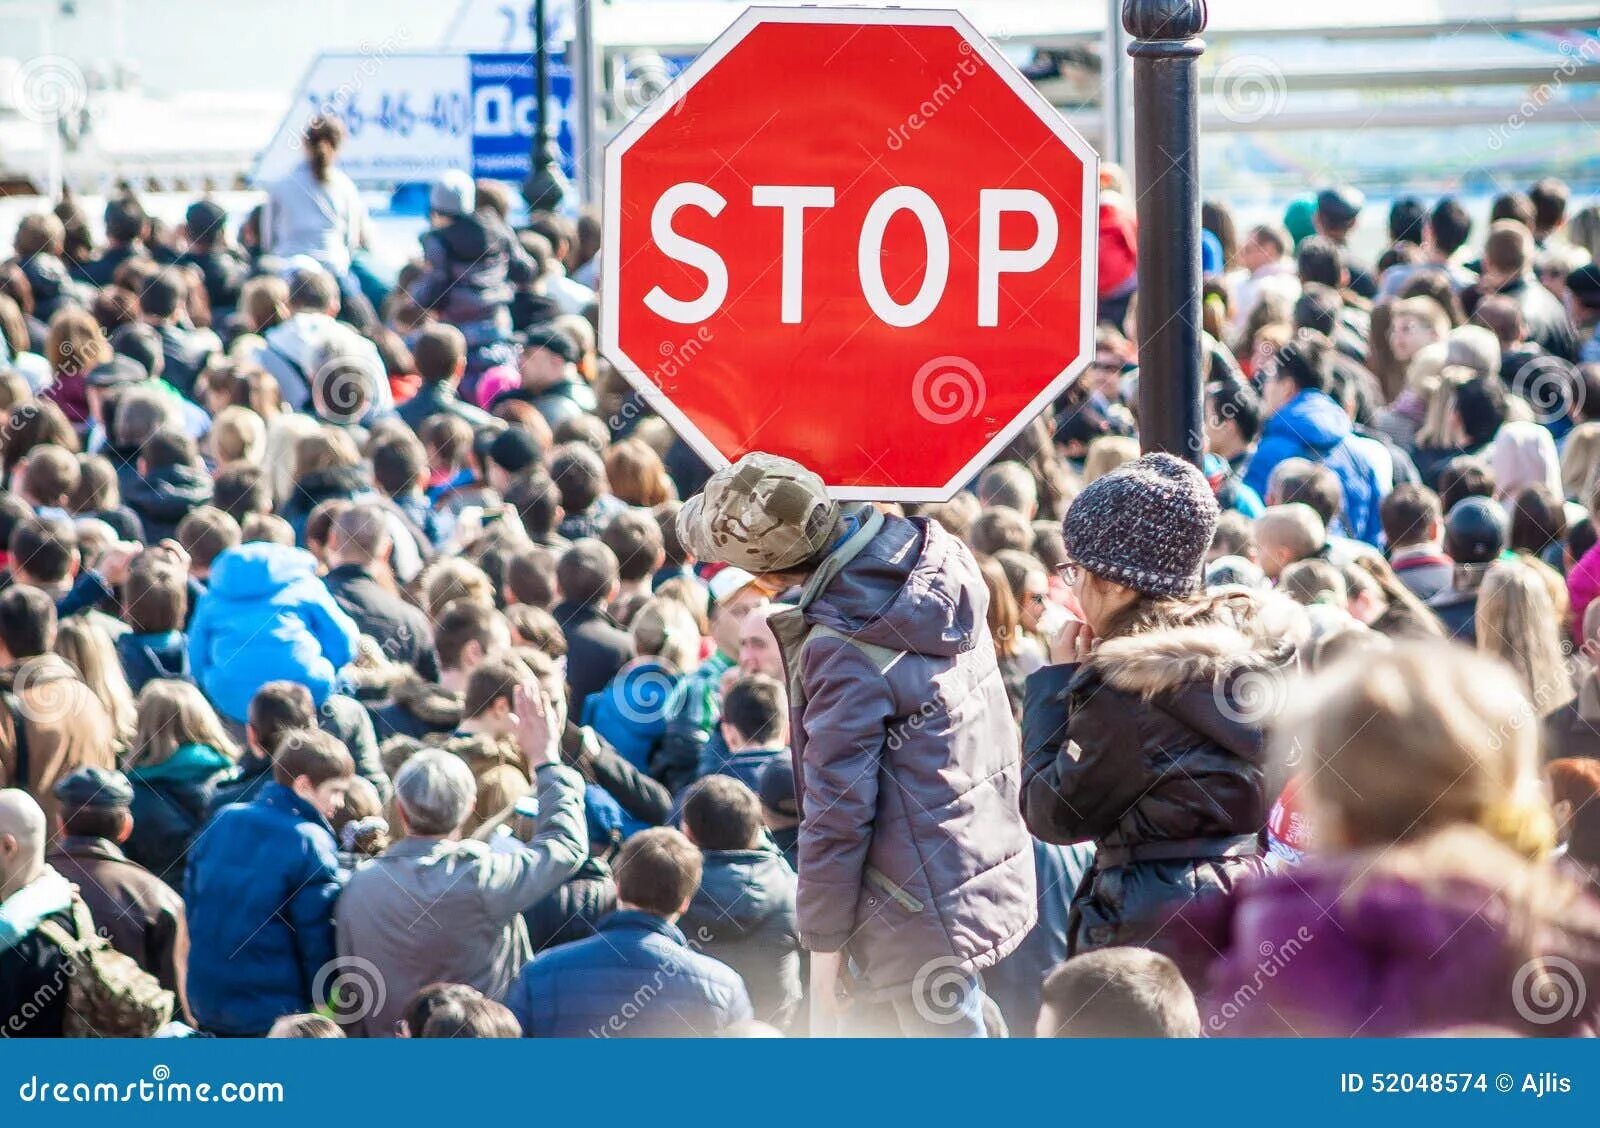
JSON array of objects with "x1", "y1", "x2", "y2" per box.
[{"x1": 708, "y1": 566, "x2": 759, "y2": 605}]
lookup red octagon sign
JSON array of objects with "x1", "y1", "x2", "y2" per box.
[{"x1": 602, "y1": 7, "x2": 1098, "y2": 500}]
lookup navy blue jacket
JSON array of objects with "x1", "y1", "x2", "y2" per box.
[
  {"x1": 116, "y1": 630, "x2": 192, "y2": 694},
  {"x1": 185, "y1": 782, "x2": 342, "y2": 1035},
  {"x1": 504, "y1": 910, "x2": 751, "y2": 1037}
]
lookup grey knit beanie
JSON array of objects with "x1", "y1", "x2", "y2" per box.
[{"x1": 1062, "y1": 452, "x2": 1218, "y2": 598}]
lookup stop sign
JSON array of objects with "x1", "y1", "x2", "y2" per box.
[{"x1": 602, "y1": 7, "x2": 1098, "y2": 500}]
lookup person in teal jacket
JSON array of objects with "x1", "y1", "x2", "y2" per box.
[{"x1": 187, "y1": 542, "x2": 360, "y2": 723}]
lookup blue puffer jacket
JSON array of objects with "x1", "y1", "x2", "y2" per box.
[
  {"x1": 1243, "y1": 390, "x2": 1385, "y2": 545},
  {"x1": 185, "y1": 782, "x2": 342, "y2": 1036},
  {"x1": 187, "y1": 543, "x2": 360, "y2": 722},
  {"x1": 504, "y1": 910, "x2": 752, "y2": 1037},
  {"x1": 679, "y1": 846, "x2": 802, "y2": 1030},
  {"x1": 581, "y1": 657, "x2": 681, "y2": 772}
]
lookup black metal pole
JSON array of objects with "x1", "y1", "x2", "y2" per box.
[
  {"x1": 1123, "y1": 0, "x2": 1206, "y2": 467},
  {"x1": 523, "y1": 0, "x2": 569, "y2": 213}
]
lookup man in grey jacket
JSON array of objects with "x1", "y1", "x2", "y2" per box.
[
  {"x1": 334, "y1": 683, "x2": 584, "y2": 1036},
  {"x1": 679, "y1": 453, "x2": 1035, "y2": 1037}
]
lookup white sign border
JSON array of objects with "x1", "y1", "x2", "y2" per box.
[{"x1": 601, "y1": 5, "x2": 1100, "y2": 503}]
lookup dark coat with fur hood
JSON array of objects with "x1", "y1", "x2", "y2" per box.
[{"x1": 1021, "y1": 592, "x2": 1289, "y2": 957}]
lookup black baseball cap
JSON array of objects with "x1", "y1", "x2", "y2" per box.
[
  {"x1": 1315, "y1": 186, "x2": 1365, "y2": 228},
  {"x1": 488, "y1": 426, "x2": 544, "y2": 475},
  {"x1": 519, "y1": 325, "x2": 578, "y2": 365}
]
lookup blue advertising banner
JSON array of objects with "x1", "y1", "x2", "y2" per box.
[
  {"x1": 468, "y1": 52, "x2": 574, "y2": 183},
  {"x1": 0, "y1": 1037, "x2": 1595, "y2": 1126}
]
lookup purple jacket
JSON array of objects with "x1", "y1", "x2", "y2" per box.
[
  {"x1": 1176, "y1": 844, "x2": 1600, "y2": 1037},
  {"x1": 770, "y1": 508, "x2": 1036, "y2": 998}
]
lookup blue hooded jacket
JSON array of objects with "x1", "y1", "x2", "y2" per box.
[
  {"x1": 1243, "y1": 390, "x2": 1385, "y2": 545},
  {"x1": 187, "y1": 543, "x2": 361, "y2": 722}
]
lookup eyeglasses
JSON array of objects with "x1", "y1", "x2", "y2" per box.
[{"x1": 1054, "y1": 562, "x2": 1081, "y2": 585}]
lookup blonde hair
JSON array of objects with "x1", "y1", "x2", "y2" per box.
[
  {"x1": 128, "y1": 679, "x2": 239, "y2": 769},
  {"x1": 210, "y1": 405, "x2": 267, "y2": 465},
  {"x1": 1082, "y1": 435, "x2": 1141, "y2": 485},
  {"x1": 1288, "y1": 642, "x2": 1554, "y2": 859},
  {"x1": 293, "y1": 426, "x2": 361, "y2": 480},
  {"x1": 53, "y1": 617, "x2": 136, "y2": 743},
  {"x1": 1415, "y1": 365, "x2": 1478, "y2": 448},
  {"x1": 1401, "y1": 340, "x2": 1449, "y2": 399},
  {"x1": 263, "y1": 413, "x2": 322, "y2": 506},
  {"x1": 421, "y1": 558, "x2": 496, "y2": 622},
  {"x1": 1560, "y1": 421, "x2": 1600, "y2": 503},
  {"x1": 1476, "y1": 558, "x2": 1575, "y2": 713},
  {"x1": 629, "y1": 597, "x2": 701, "y2": 672}
]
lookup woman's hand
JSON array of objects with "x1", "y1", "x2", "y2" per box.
[{"x1": 1049, "y1": 617, "x2": 1097, "y2": 665}]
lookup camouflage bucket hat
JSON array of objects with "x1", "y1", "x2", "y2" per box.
[{"x1": 677, "y1": 451, "x2": 841, "y2": 573}]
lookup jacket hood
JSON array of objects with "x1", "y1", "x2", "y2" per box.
[
  {"x1": 1086, "y1": 591, "x2": 1294, "y2": 761},
  {"x1": 207, "y1": 542, "x2": 320, "y2": 599},
  {"x1": 690, "y1": 847, "x2": 793, "y2": 939},
  {"x1": 441, "y1": 730, "x2": 522, "y2": 772},
  {"x1": 129, "y1": 742, "x2": 234, "y2": 784},
  {"x1": 126, "y1": 462, "x2": 213, "y2": 517},
  {"x1": 1267, "y1": 389, "x2": 1353, "y2": 456},
  {"x1": 808, "y1": 513, "x2": 983, "y2": 659}
]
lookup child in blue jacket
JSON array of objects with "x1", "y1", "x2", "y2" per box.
[{"x1": 187, "y1": 541, "x2": 360, "y2": 723}]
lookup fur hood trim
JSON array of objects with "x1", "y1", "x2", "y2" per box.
[{"x1": 1087, "y1": 592, "x2": 1296, "y2": 698}]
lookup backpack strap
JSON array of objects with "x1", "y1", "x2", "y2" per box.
[
  {"x1": 2, "y1": 690, "x2": 29, "y2": 796},
  {"x1": 34, "y1": 897, "x2": 97, "y2": 954}
]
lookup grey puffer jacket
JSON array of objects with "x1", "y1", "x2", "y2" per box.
[{"x1": 770, "y1": 508, "x2": 1036, "y2": 999}]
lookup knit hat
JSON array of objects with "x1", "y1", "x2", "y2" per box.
[
  {"x1": 1062, "y1": 452, "x2": 1218, "y2": 598},
  {"x1": 430, "y1": 169, "x2": 476, "y2": 218},
  {"x1": 678, "y1": 451, "x2": 842, "y2": 573}
]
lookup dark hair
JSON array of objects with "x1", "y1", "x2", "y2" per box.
[
  {"x1": 0, "y1": 584, "x2": 56, "y2": 659},
  {"x1": 722, "y1": 674, "x2": 786, "y2": 747},
  {"x1": 1452, "y1": 377, "x2": 1508, "y2": 448},
  {"x1": 1570, "y1": 517, "x2": 1598, "y2": 563},
  {"x1": 1295, "y1": 236, "x2": 1343, "y2": 288},
  {"x1": 1206, "y1": 379, "x2": 1263, "y2": 445},
  {"x1": 968, "y1": 507, "x2": 1032, "y2": 556},
  {"x1": 137, "y1": 269, "x2": 185, "y2": 321},
  {"x1": 104, "y1": 194, "x2": 148, "y2": 244},
  {"x1": 1490, "y1": 190, "x2": 1536, "y2": 231},
  {"x1": 1436, "y1": 456, "x2": 1496, "y2": 514},
  {"x1": 1201, "y1": 200, "x2": 1237, "y2": 266},
  {"x1": 1291, "y1": 283, "x2": 1342, "y2": 337},
  {"x1": 10, "y1": 515, "x2": 76, "y2": 584},
  {"x1": 370, "y1": 432, "x2": 428, "y2": 498},
  {"x1": 549, "y1": 443, "x2": 607, "y2": 514},
  {"x1": 303, "y1": 115, "x2": 345, "y2": 181},
  {"x1": 1429, "y1": 197, "x2": 1472, "y2": 256},
  {"x1": 412, "y1": 324, "x2": 467, "y2": 384},
  {"x1": 212, "y1": 462, "x2": 270, "y2": 520},
  {"x1": 122, "y1": 562, "x2": 187, "y2": 634},
  {"x1": 0, "y1": 494, "x2": 32, "y2": 555},
  {"x1": 176, "y1": 506, "x2": 242, "y2": 571},
  {"x1": 434, "y1": 600, "x2": 502, "y2": 671},
  {"x1": 402, "y1": 983, "x2": 480, "y2": 1038},
  {"x1": 61, "y1": 805, "x2": 128, "y2": 841},
  {"x1": 682, "y1": 775, "x2": 764, "y2": 851},
  {"x1": 462, "y1": 654, "x2": 526, "y2": 720},
  {"x1": 287, "y1": 267, "x2": 339, "y2": 312},
  {"x1": 556, "y1": 539, "x2": 619, "y2": 608},
  {"x1": 654, "y1": 501, "x2": 688, "y2": 568},
  {"x1": 502, "y1": 472, "x2": 562, "y2": 540},
  {"x1": 141, "y1": 428, "x2": 197, "y2": 471},
  {"x1": 1380, "y1": 484, "x2": 1442, "y2": 550},
  {"x1": 1272, "y1": 334, "x2": 1334, "y2": 396},
  {"x1": 1272, "y1": 461, "x2": 1342, "y2": 526},
  {"x1": 600, "y1": 510, "x2": 664, "y2": 584},
  {"x1": 614, "y1": 827, "x2": 702, "y2": 917},
  {"x1": 18, "y1": 445, "x2": 80, "y2": 509},
  {"x1": 1528, "y1": 178, "x2": 1569, "y2": 234},
  {"x1": 418, "y1": 994, "x2": 521, "y2": 1039},
  {"x1": 1038, "y1": 949, "x2": 1200, "y2": 1037},
  {"x1": 249, "y1": 681, "x2": 316, "y2": 758},
  {"x1": 1388, "y1": 197, "x2": 1427, "y2": 245},
  {"x1": 505, "y1": 546, "x2": 558, "y2": 609},
  {"x1": 271, "y1": 728, "x2": 354, "y2": 788},
  {"x1": 505, "y1": 603, "x2": 566, "y2": 658},
  {"x1": 1509, "y1": 483, "x2": 1567, "y2": 557}
]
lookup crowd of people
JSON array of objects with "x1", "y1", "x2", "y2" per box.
[{"x1": 1, "y1": 113, "x2": 1600, "y2": 1039}]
